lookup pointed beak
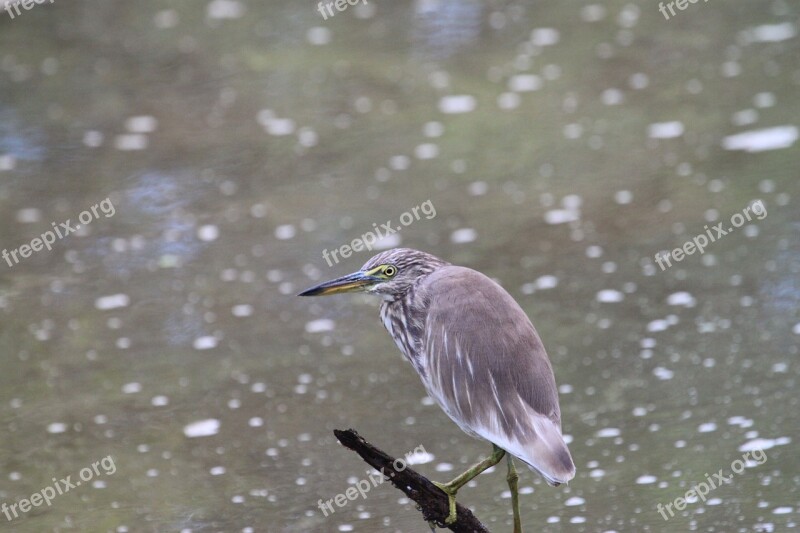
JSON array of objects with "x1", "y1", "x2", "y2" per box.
[{"x1": 298, "y1": 271, "x2": 381, "y2": 297}]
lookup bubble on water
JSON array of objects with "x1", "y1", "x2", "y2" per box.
[
  {"x1": 544, "y1": 209, "x2": 580, "y2": 224},
  {"x1": 274, "y1": 225, "x2": 296, "y2": 240},
  {"x1": 125, "y1": 116, "x2": 158, "y2": 133},
  {"x1": 151, "y1": 395, "x2": 169, "y2": 407},
  {"x1": 94, "y1": 294, "x2": 130, "y2": 311},
  {"x1": 508, "y1": 74, "x2": 541, "y2": 92},
  {"x1": 596, "y1": 289, "x2": 624, "y2": 303},
  {"x1": 232, "y1": 304, "x2": 253, "y2": 317},
  {"x1": 47, "y1": 422, "x2": 68, "y2": 434},
  {"x1": 197, "y1": 224, "x2": 219, "y2": 242},
  {"x1": 207, "y1": 0, "x2": 245, "y2": 19},
  {"x1": 16, "y1": 208, "x2": 42, "y2": 223},
  {"x1": 596, "y1": 428, "x2": 621, "y2": 438},
  {"x1": 773, "y1": 507, "x2": 794, "y2": 514},
  {"x1": 193, "y1": 336, "x2": 218, "y2": 350},
  {"x1": 414, "y1": 143, "x2": 439, "y2": 159},
  {"x1": 581, "y1": 4, "x2": 606, "y2": 22},
  {"x1": 406, "y1": 450, "x2": 435, "y2": 465},
  {"x1": 122, "y1": 382, "x2": 142, "y2": 394},
  {"x1": 754, "y1": 92, "x2": 776, "y2": 108},
  {"x1": 722, "y1": 126, "x2": 798, "y2": 153},
  {"x1": 249, "y1": 417, "x2": 264, "y2": 428},
  {"x1": 698, "y1": 422, "x2": 717, "y2": 433},
  {"x1": 653, "y1": 367, "x2": 674, "y2": 380},
  {"x1": 498, "y1": 92, "x2": 520, "y2": 109},
  {"x1": 739, "y1": 437, "x2": 791, "y2": 452},
  {"x1": 667, "y1": 291, "x2": 696, "y2": 307},
  {"x1": 184, "y1": 419, "x2": 220, "y2": 438},
  {"x1": 530, "y1": 28, "x2": 559, "y2": 46},
  {"x1": 375, "y1": 233, "x2": 402, "y2": 249},
  {"x1": 115, "y1": 134, "x2": 148, "y2": 151},
  {"x1": 647, "y1": 319, "x2": 670, "y2": 332},
  {"x1": 438, "y1": 95, "x2": 476, "y2": 114},
  {"x1": 468, "y1": 181, "x2": 488, "y2": 196},
  {"x1": 450, "y1": 228, "x2": 477, "y2": 244},
  {"x1": 210, "y1": 466, "x2": 226, "y2": 476},
  {"x1": 648, "y1": 121, "x2": 684, "y2": 139},
  {"x1": 305, "y1": 319, "x2": 335, "y2": 333},
  {"x1": 636, "y1": 475, "x2": 657, "y2": 484},
  {"x1": 565, "y1": 496, "x2": 585, "y2": 506},
  {"x1": 436, "y1": 463, "x2": 453, "y2": 472},
  {"x1": 740, "y1": 22, "x2": 796, "y2": 43},
  {"x1": 614, "y1": 190, "x2": 633, "y2": 204}
]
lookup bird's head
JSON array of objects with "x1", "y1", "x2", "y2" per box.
[{"x1": 299, "y1": 248, "x2": 449, "y2": 300}]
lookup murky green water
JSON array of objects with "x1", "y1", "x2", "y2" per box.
[{"x1": 1, "y1": 1, "x2": 798, "y2": 532}]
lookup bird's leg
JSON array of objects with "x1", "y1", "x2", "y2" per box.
[
  {"x1": 432, "y1": 445, "x2": 506, "y2": 525},
  {"x1": 506, "y1": 453, "x2": 523, "y2": 533}
]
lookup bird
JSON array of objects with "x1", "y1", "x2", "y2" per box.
[{"x1": 299, "y1": 248, "x2": 575, "y2": 531}]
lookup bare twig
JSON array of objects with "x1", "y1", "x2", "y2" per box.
[{"x1": 333, "y1": 428, "x2": 491, "y2": 533}]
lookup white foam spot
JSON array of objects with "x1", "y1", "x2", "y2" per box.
[
  {"x1": 596, "y1": 427, "x2": 621, "y2": 438},
  {"x1": 184, "y1": 419, "x2": 220, "y2": 438},
  {"x1": 125, "y1": 116, "x2": 158, "y2": 133},
  {"x1": 648, "y1": 121, "x2": 684, "y2": 139},
  {"x1": 95, "y1": 294, "x2": 130, "y2": 310},
  {"x1": 274, "y1": 224, "x2": 296, "y2": 240},
  {"x1": 741, "y1": 22, "x2": 796, "y2": 43},
  {"x1": 544, "y1": 209, "x2": 580, "y2": 224},
  {"x1": 122, "y1": 382, "x2": 142, "y2": 394},
  {"x1": 653, "y1": 367, "x2": 674, "y2": 380},
  {"x1": 438, "y1": 95, "x2": 476, "y2": 114},
  {"x1": 698, "y1": 422, "x2": 717, "y2": 433},
  {"x1": 405, "y1": 450, "x2": 435, "y2": 466},
  {"x1": 596, "y1": 289, "x2": 624, "y2": 303},
  {"x1": 508, "y1": 74, "x2": 541, "y2": 92},
  {"x1": 722, "y1": 126, "x2": 798, "y2": 152},
  {"x1": 47, "y1": 422, "x2": 68, "y2": 434},
  {"x1": 450, "y1": 228, "x2": 477, "y2": 244},
  {"x1": 666, "y1": 291, "x2": 696, "y2": 307},
  {"x1": 16, "y1": 208, "x2": 42, "y2": 223},
  {"x1": 207, "y1": 0, "x2": 244, "y2": 19},
  {"x1": 197, "y1": 224, "x2": 219, "y2": 242},
  {"x1": 193, "y1": 336, "x2": 218, "y2": 350},
  {"x1": 530, "y1": 28, "x2": 560, "y2": 46},
  {"x1": 232, "y1": 304, "x2": 253, "y2": 317},
  {"x1": 636, "y1": 475, "x2": 657, "y2": 484},
  {"x1": 305, "y1": 319, "x2": 335, "y2": 333},
  {"x1": 115, "y1": 134, "x2": 148, "y2": 150}
]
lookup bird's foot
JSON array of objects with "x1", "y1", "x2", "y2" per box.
[{"x1": 432, "y1": 480, "x2": 459, "y2": 525}]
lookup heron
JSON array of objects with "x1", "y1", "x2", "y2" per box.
[{"x1": 299, "y1": 248, "x2": 575, "y2": 531}]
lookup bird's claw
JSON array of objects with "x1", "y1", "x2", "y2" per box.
[{"x1": 432, "y1": 481, "x2": 458, "y2": 525}]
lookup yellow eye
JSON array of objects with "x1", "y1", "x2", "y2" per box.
[{"x1": 383, "y1": 265, "x2": 397, "y2": 277}]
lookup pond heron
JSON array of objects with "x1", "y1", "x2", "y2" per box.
[{"x1": 299, "y1": 248, "x2": 575, "y2": 531}]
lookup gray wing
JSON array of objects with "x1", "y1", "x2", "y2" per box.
[{"x1": 421, "y1": 266, "x2": 575, "y2": 484}]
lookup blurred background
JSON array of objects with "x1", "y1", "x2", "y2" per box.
[{"x1": 0, "y1": 1, "x2": 798, "y2": 532}]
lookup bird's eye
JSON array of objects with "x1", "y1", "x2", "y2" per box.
[{"x1": 383, "y1": 265, "x2": 397, "y2": 277}]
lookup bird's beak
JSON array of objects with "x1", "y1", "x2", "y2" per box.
[{"x1": 298, "y1": 271, "x2": 380, "y2": 297}]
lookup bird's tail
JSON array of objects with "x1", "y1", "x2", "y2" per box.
[{"x1": 518, "y1": 415, "x2": 576, "y2": 486}]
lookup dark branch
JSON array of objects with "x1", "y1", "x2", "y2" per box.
[{"x1": 333, "y1": 428, "x2": 491, "y2": 533}]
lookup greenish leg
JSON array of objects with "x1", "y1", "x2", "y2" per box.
[
  {"x1": 506, "y1": 454, "x2": 523, "y2": 533},
  {"x1": 432, "y1": 445, "x2": 506, "y2": 525}
]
